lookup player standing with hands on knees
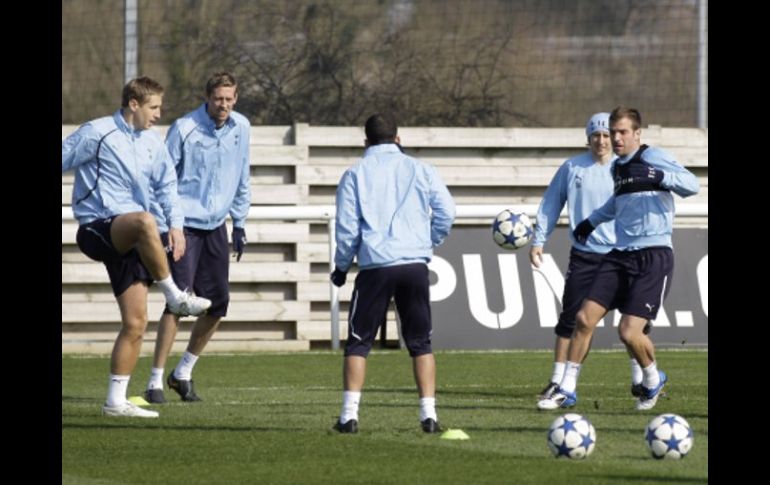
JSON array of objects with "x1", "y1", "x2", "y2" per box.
[
  {"x1": 143, "y1": 72, "x2": 251, "y2": 404},
  {"x1": 330, "y1": 113, "x2": 455, "y2": 433},
  {"x1": 538, "y1": 106, "x2": 699, "y2": 411},
  {"x1": 62, "y1": 76, "x2": 212, "y2": 418},
  {"x1": 531, "y1": 112, "x2": 647, "y2": 404}
]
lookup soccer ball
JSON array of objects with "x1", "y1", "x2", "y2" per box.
[
  {"x1": 645, "y1": 413, "x2": 693, "y2": 459},
  {"x1": 547, "y1": 413, "x2": 596, "y2": 459},
  {"x1": 492, "y1": 210, "x2": 533, "y2": 250}
]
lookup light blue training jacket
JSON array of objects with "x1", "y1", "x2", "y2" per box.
[
  {"x1": 588, "y1": 146, "x2": 700, "y2": 250},
  {"x1": 533, "y1": 151, "x2": 616, "y2": 254},
  {"x1": 62, "y1": 110, "x2": 182, "y2": 228},
  {"x1": 334, "y1": 143, "x2": 456, "y2": 272},
  {"x1": 152, "y1": 104, "x2": 251, "y2": 232}
]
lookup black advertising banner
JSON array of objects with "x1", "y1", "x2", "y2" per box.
[{"x1": 428, "y1": 227, "x2": 707, "y2": 349}]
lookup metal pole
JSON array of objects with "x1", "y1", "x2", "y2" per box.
[
  {"x1": 697, "y1": 0, "x2": 708, "y2": 129},
  {"x1": 328, "y1": 218, "x2": 340, "y2": 350},
  {"x1": 124, "y1": 0, "x2": 138, "y2": 83}
]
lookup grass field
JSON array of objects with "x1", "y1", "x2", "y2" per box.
[{"x1": 62, "y1": 350, "x2": 707, "y2": 484}]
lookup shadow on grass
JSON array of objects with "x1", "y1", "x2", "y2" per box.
[
  {"x1": 62, "y1": 422, "x2": 307, "y2": 432},
  {"x1": 580, "y1": 474, "x2": 706, "y2": 483},
  {"x1": 62, "y1": 395, "x2": 98, "y2": 403},
  {"x1": 306, "y1": 384, "x2": 603, "y2": 402},
  {"x1": 582, "y1": 408, "x2": 709, "y2": 420},
  {"x1": 439, "y1": 387, "x2": 536, "y2": 398},
  {"x1": 452, "y1": 425, "x2": 550, "y2": 433}
]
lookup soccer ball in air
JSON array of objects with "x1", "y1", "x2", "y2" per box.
[
  {"x1": 492, "y1": 210, "x2": 533, "y2": 250},
  {"x1": 645, "y1": 413, "x2": 693, "y2": 459},
  {"x1": 546, "y1": 413, "x2": 596, "y2": 459}
]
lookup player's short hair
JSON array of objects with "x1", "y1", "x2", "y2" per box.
[
  {"x1": 206, "y1": 72, "x2": 237, "y2": 97},
  {"x1": 610, "y1": 106, "x2": 642, "y2": 130},
  {"x1": 365, "y1": 113, "x2": 398, "y2": 145},
  {"x1": 121, "y1": 76, "x2": 164, "y2": 108}
]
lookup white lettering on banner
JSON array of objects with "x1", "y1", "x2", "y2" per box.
[
  {"x1": 428, "y1": 256, "x2": 456, "y2": 302},
  {"x1": 697, "y1": 255, "x2": 708, "y2": 317},
  {"x1": 531, "y1": 255, "x2": 563, "y2": 328},
  {"x1": 675, "y1": 311, "x2": 694, "y2": 327},
  {"x1": 651, "y1": 304, "x2": 671, "y2": 327},
  {"x1": 462, "y1": 254, "x2": 523, "y2": 329},
  {"x1": 429, "y1": 252, "x2": 706, "y2": 329},
  {"x1": 612, "y1": 310, "x2": 621, "y2": 327}
]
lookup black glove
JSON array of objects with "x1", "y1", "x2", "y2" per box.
[
  {"x1": 232, "y1": 227, "x2": 246, "y2": 262},
  {"x1": 330, "y1": 267, "x2": 347, "y2": 287},
  {"x1": 617, "y1": 163, "x2": 664, "y2": 190},
  {"x1": 573, "y1": 219, "x2": 595, "y2": 244}
]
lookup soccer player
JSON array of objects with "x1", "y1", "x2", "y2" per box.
[
  {"x1": 61, "y1": 76, "x2": 212, "y2": 418},
  {"x1": 143, "y1": 72, "x2": 252, "y2": 404},
  {"x1": 538, "y1": 106, "x2": 699, "y2": 411},
  {"x1": 531, "y1": 112, "x2": 646, "y2": 403},
  {"x1": 330, "y1": 113, "x2": 456, "y2": 433}
]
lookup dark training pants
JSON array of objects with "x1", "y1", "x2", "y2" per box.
[{"x1": 344, "y1": 263, "x2": 433, "y2": 358}]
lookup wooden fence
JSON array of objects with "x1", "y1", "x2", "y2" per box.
[{"x1": 61, "y1": 123, "x2": 708, "y2": 353}]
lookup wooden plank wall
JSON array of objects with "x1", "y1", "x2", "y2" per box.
[{"x1": 61, "y1": 123, "x2": 708, "y2": 353}]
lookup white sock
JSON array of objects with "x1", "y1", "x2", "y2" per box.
[
  {"x1": 174, "y1": 351, "x2": 199, "y2": 381},
  {"x1": 106, "y1": 374, "x2": 130, "y2": 407},
  {"x1": 559, "y1": 361, "x2": 581, "y2": 394},
  {"x1": 550, "y1": 362, "x2": 566, "y2": 384},
  {"x1": 340, "y1": 391, "x2": 361, "y2": 424},
  {"x1": 147, "y1": 367, "x2": 164, "y2": 390},
  {"x1": 642, "y1": 362, "x2": 660, "y2": 389},
  {"x1": 419, "y1": 397, "x2": 437, "y2": 422},
  {"x1": 630, "y1": 359, "x2": 643, "y2": 385},
  {"x1": 157, "y1": 276, "x2": 183, "y2": 303}
]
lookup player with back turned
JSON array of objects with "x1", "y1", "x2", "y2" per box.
[{"x1": 329, "y1": 113, "x2": 456, "y2": 433}]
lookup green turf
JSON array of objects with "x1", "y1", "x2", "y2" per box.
[{"x1": 62, "y1": 350, "x2": 707, "y2": 484}]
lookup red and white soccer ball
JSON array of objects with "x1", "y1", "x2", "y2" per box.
[
  {"x1": 547, "y1": 413, "x2": 596, "y2": 459},
  {"x1": 645, "y1": 413, "x2": 694, "y2": 459},
  {"x1": 492, "y1": 209, "x2": 533, "y2": 250}
]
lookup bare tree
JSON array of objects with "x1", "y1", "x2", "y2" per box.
[{"x1": 62, "y1": 0, "x2": 702, "y2": 127}]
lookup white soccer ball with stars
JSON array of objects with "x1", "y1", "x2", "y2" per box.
[
  {"x1": 645, "y1": 413, "x2": 694, "y2": 459},
  {"x1": 547, "y1": 413, "x2": 596, "y2": 459},
  {"x1": 492, "y1": 209, "x2": 533, "y2": 250}
]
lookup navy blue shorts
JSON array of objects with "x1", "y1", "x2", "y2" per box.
[
  {"x1": 76, "y1": 218, "x2": 152, "y2": 297},
  {"x1": 585, "y1": 247, "x2": 674, "y2": 321},
  {"x1": 554, "y1": 247, "x2": 606, "y2": 338},
  {"x1": 162, "y1": 224, "x2": 230, "y2": 317},
  {"x1": 345, "y1": 263, "x2": 432, "y2": 358}
]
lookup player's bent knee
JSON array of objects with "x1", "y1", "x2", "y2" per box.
[
  {"x1": 133, "y1": 212, "x2": 158, "y2": 235},
  {"x1": 617, "y1": 325, "x2": 636, "y2": 345},
  {"x1": 575, "y1": 310, "x2": 599, "y2": 331},
  {"x1": 120, "y1": 319, "x2": 148, "y2": 340}
]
